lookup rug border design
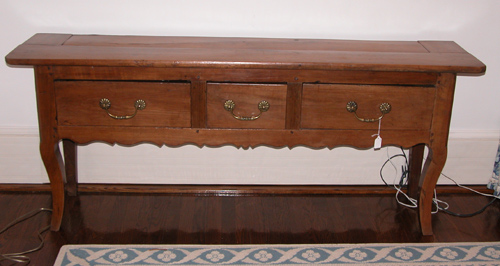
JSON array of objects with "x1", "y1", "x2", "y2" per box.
[{"x1": 54, "y1": 242, "x2": 500, "y2": 266}]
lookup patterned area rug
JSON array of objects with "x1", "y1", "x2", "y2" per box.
[{"x1": 54, "y1": 242, "x2": 500, "y2": 266}]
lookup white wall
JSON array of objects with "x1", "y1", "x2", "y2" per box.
[{"x1": 1, "y1": 0, "x2": 499, "y2": 185}]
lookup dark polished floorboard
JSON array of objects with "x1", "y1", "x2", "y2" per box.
[{"x1": 1, "y1": 191, "x2": 499, "y2": 265}]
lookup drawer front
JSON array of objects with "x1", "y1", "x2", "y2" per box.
[
  {"x1": 207, "y1": 83, "x2": 287, "y2": 129},
  {"x1": 55, "y1": 81, "x2": 191, "y2": 127},
  {"x1": 301, "y1": 84, "x2": 435, "y2": 130}
]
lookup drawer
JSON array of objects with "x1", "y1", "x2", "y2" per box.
[
  {"x1": 207, "y1": 83, "x2": 287, "y2": 129},
  {"x1": 301, "y1": 84, "x2": 435, "y2": 130},
  {"x1": 55, "y1": 81, "x2": 191, "y2": 127}
]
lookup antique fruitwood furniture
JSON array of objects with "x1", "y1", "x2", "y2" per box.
[{"x1": 5, "y1": 34, "x2": 485, "y2": 235}]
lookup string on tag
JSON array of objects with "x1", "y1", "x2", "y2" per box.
[{"x1": 371, "y1": 118, "x2": 382, "y2": 150}]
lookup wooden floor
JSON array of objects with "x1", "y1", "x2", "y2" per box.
[{"x1": 0, "y1": 190, "x2": 500, "y2": 265}]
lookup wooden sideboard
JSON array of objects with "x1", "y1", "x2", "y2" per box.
[{"x1": 5, "y1": 34, "x2": 486, "y2": 235}]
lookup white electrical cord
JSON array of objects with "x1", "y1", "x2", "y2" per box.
[
  {"x1": 432, "y1": 189, "x2": 449, "y2": 214},
  {"x1": 440, "y1": 173, "x2": 500, "y2": 199},
  {"x1": 0, "y1": 208, "x2": 52, "y2": 264},
  {"x1": 385, "y1": 148, "x2": 418, "y2": 209},
  {"x1": 383, "y1": 147, "x2": 498, "y2": 215}
]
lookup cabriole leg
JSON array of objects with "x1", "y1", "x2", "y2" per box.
[
  {"x1": 40, "y1": 140, "x2": 66, "y2": 231},
  {"x1": 35, "y1": 66, "x2": 66, "y2": 231},
  {"x1": 418, "y1": 146, "x2": 447, "y2": 236}
]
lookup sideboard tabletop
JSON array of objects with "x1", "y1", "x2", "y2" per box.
[{"x1": 6, "y1": 33, "x2": 485, "y2": 74}]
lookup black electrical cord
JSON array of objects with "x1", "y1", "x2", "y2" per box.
[
  {"x1": 379, "y1": 147, "x2": 408, "y2": 187},
  {"x1": 439, "y1": 197, "x2": 497, "y2": 217}
]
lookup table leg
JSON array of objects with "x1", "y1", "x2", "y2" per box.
[
  {"x1": 35, "y1": 66, "x2": 66, "y2": 231},
  {"x1": 408, "y1": 144, "x2": 425, "y2": 200},
  {"x1": 40, "y1": 140, "x2": 66, "y2": 231},
  {"x1": 63, "y1": 140, "x2": 78, "y2": 196},
  {"x1": 418, "y1": 73, "x2": 456, "y2": 236},
  {"x1": 418, "y1": 145, "x2": 447, "y2": 236}
]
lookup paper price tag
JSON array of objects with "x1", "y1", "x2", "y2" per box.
[{"x1": 374, "y1": 135, "x2": 382, "y2": 150}]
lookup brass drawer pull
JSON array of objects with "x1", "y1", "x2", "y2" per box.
[
  {"x1": 99, "y1": 98, "x2": 146, "y2": 120},
  {"x1": 224, "y1": 100, "x2": 270, "y2": 121},
  {"x1": 346, "y1": 101, "x2": 391, "y2": 122}
]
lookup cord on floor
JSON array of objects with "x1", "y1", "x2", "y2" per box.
[
  {"x1": 0, "y1": 208, "x2": 52, "y2": 264},
  {"x1": 380, "y1": 147, "x2": 498, "y2": 217}
]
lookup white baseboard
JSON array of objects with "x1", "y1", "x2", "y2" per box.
[
  {"x1": 0, "y1": 127, "x2": 498, "y2": 185},
  {"x1": 0, "y1": 127, "x2": 47, "y2": 183}
]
